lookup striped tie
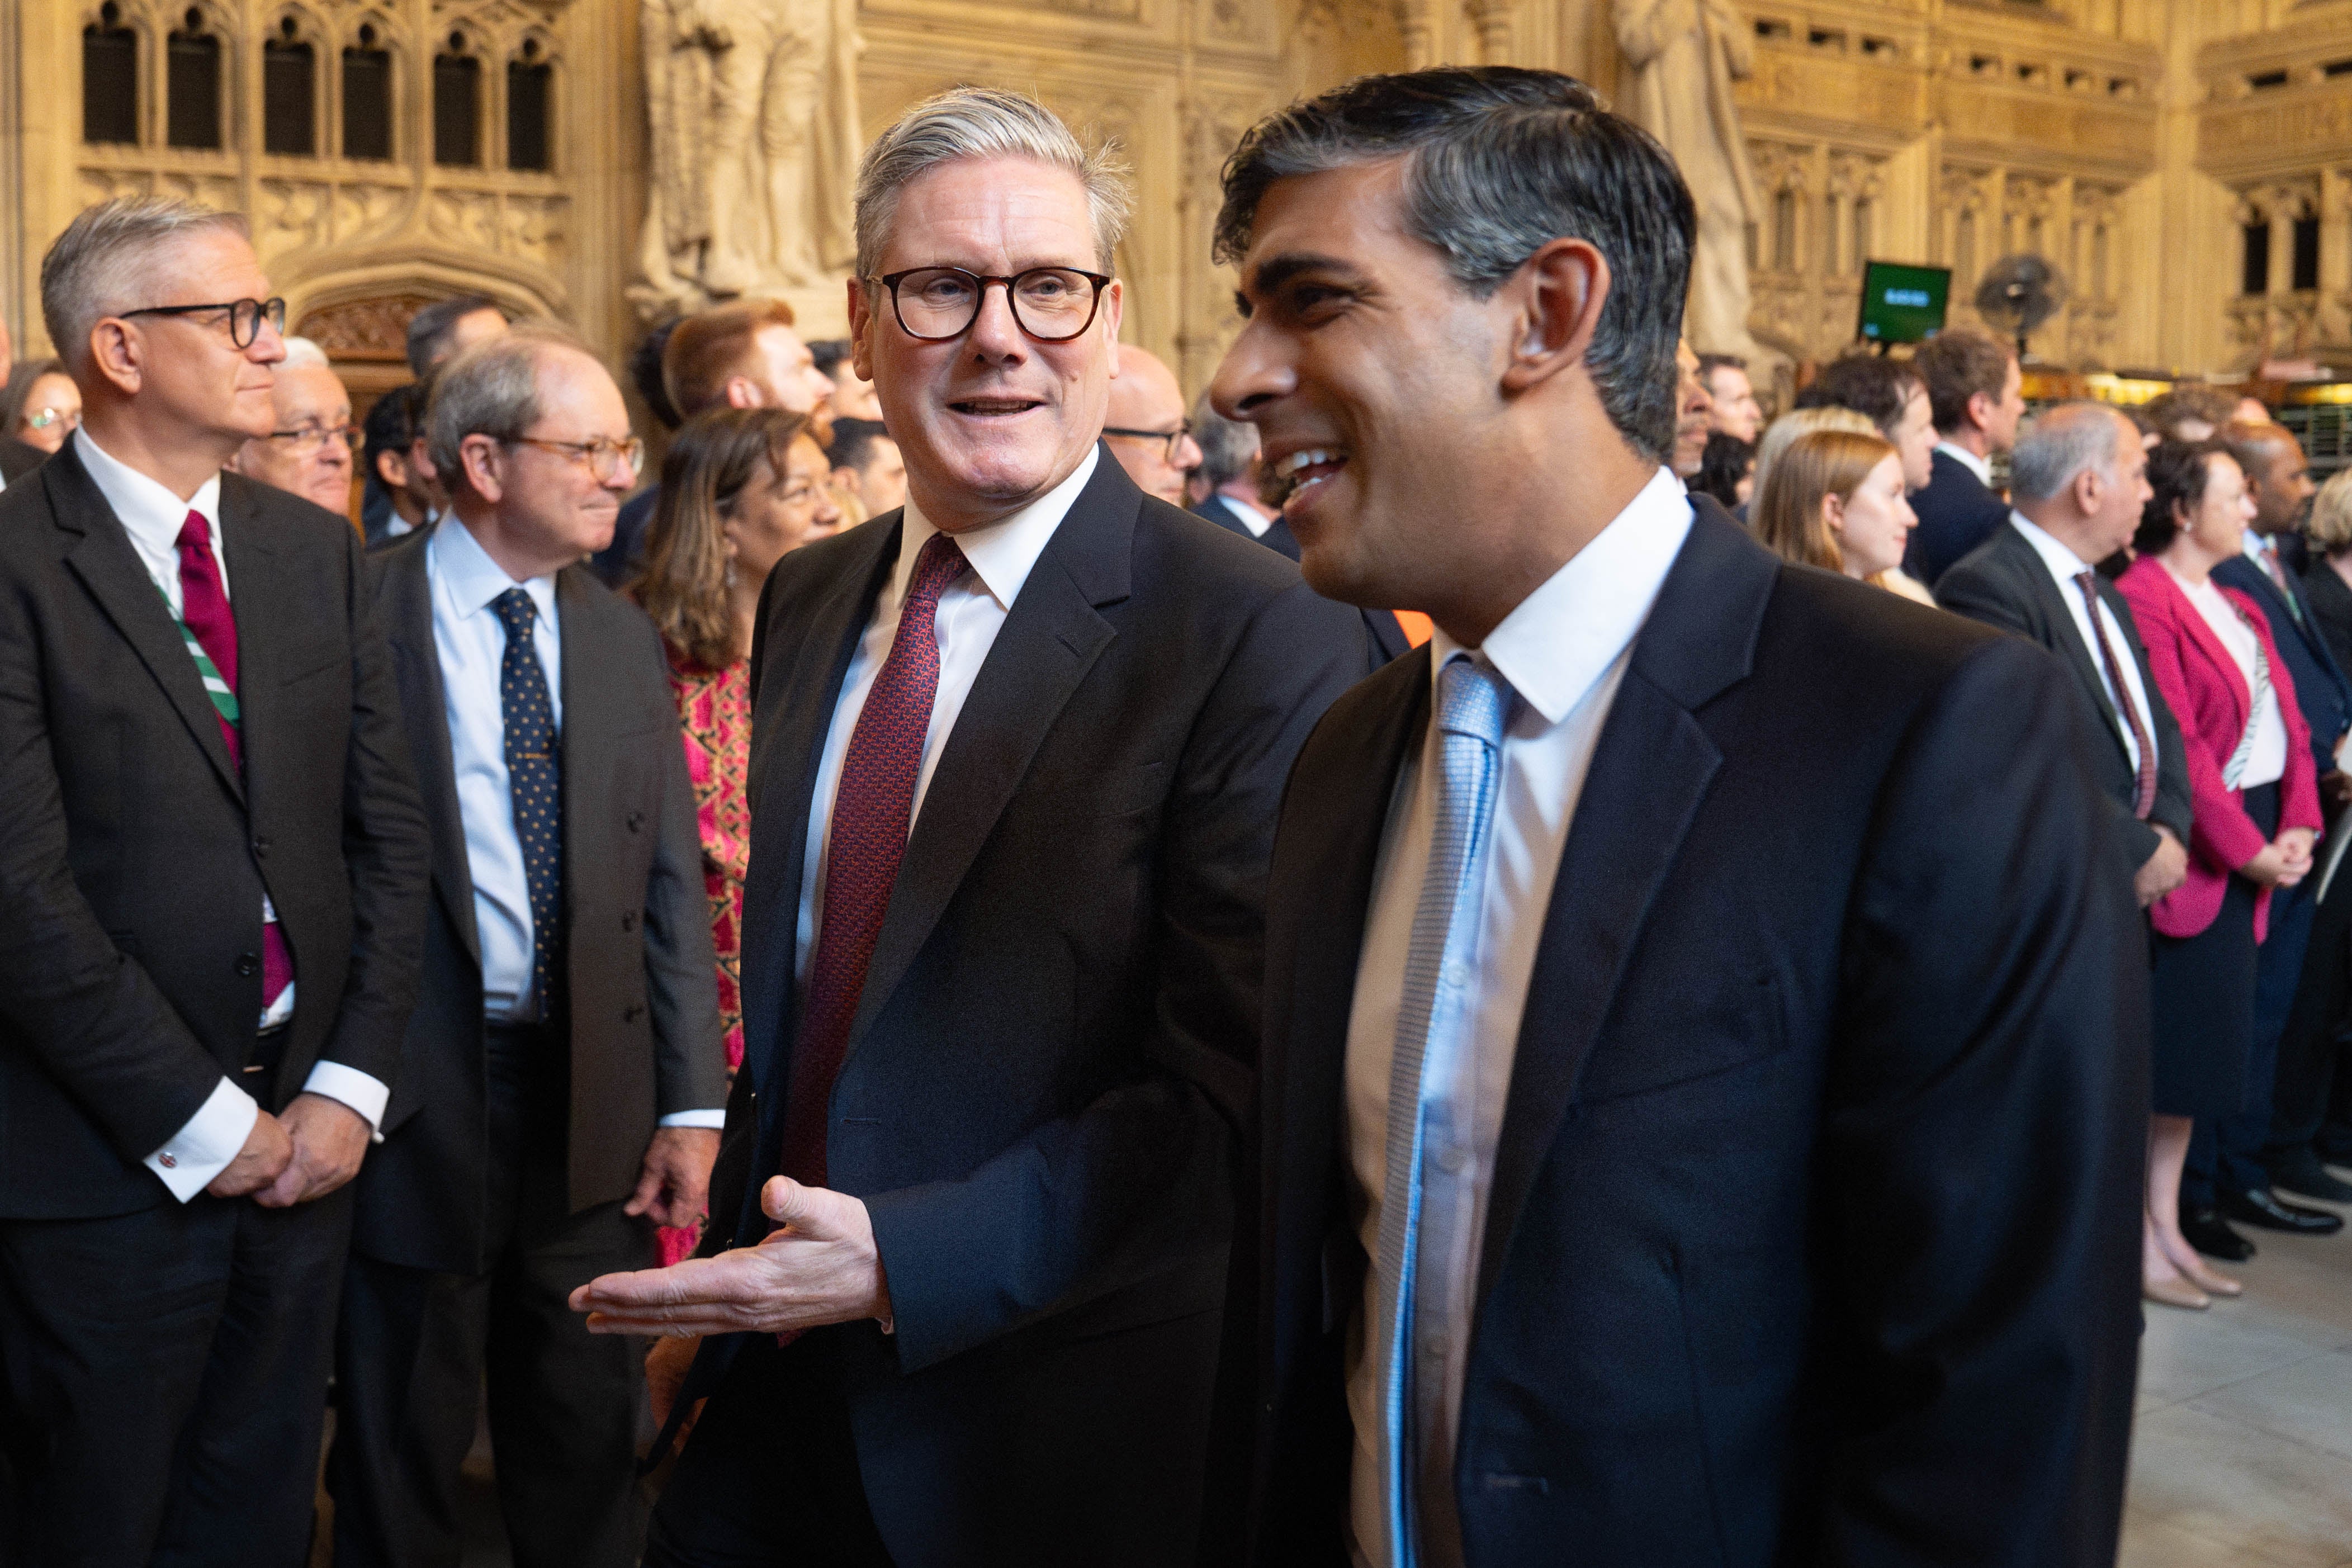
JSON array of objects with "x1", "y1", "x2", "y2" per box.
[{"x1": 1372, "y1": 653, "x2": 1511, "y2": 1568}]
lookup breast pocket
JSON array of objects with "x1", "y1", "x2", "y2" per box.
[{"x1": 1575, "y1": 967, "x2": 1788, "y2": 1105}]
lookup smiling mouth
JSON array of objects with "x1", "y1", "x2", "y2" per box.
[
  {"x1": 949, "y1": 397, "x2": 1044, "y2": 417},
  {"x1": 1263, "y1": 447, "x2": 1350, "y2": 508}
]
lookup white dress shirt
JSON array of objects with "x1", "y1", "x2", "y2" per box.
[
  {"x1": 75, "y1": 428, "x2": 387, "y2": 1197},
  {"x1": 796, "y1": 449, "x2": 1097, "y2": 988},
  {"x1": 2175, "y1": 566, "x2": 2288, "y2": 788},
  {"x1": 2008, "y1": 513, "x2": 2159, "y2": 779},
  {"x1": 428, "y1": 517, "x2": 722, "y2": 1127},
  {"x1": 1209, "y1": 490, "x2": 1274, "y2": 539},
  {"x1": 1935, "y1": 438, "x2": 1993, "y2": 487},
  {"x1": 1342, "y1": 467, "x2": 1693, "y2": 1568}
]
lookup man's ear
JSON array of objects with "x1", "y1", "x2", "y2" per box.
[
  {"x1": 373, "y1": 448, "x2": 410, "y2": 489},
  {"x1": 1967, "y1": 390, "x2": 1993, "y2": 433},
  {"x1": 848, "y1": 278, "x2": 876, "y2": 382},
  {"x1": 458, "y1": 433, "x2": 505, "y2": 505},
  {"x1": 86, "y1": 320, "x2": 143, "y2": 398},
  {"x1": 1500, "y1": 239, "x2": 1608, "y2": 396}
]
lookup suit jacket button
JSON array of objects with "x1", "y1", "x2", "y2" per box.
[
  {"x1": 626, "y1": 811, "x2": 645, "y2": 832},
  {"x1": 621, "y1": 911, "x2": 638, "y2": 932},
  {"x1": 622, "y1": 1003, "x2": 645, "y2": 1023},
  {"x1": 235, "y1": 953, "x2": 261, "y2": 977},
  {"x1": 252, "y1": 837, "x2": 271, "y2": 858}
]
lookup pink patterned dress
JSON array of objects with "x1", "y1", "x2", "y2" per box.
[{"x1": 657, "y1": 645, "x2": 751, "y2": 1266}]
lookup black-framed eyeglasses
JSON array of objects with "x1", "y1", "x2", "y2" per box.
[
  {"x1": 872, "y1": 267, "x2": 1112, "y2": 343},
  {"x1": 1102, "y1": 423, "x2": 1194, "y2": 465},
  {"x1": 265, "y1": 424, "x2": 362, "y2": 456},
  {"x1": 121, "y1": 297, "x2": 287, "y2": 348},
  {"x1": 506, "y1": 434, "x2": 644, "y2": 484}
]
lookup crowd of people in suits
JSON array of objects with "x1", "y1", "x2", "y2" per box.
[
  {"x1": 1687, "y1": 328, "x2": 2352, "y2": 1316},
  {"x1": 0, "y1": 60, "x2": 2249, "y2": 1568}
]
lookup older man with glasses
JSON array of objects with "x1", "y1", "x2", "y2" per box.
[
  {"x1": 328, "y1": 324, "x2": 724, "y2": 1568},
  {"x1": 570, "y1": 86, "x2": 1374, "y2": 1567},
  {"x1": 226, "y1": 335, "x2": 361, "y2": 518},
  {"x1": 0, "y1": 196, "x2": 429, "y2": 1564}
]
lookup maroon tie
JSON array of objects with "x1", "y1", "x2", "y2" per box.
[
  {"x1": 178, "y1": 513, "x2": 293, "y2": 1010},
  {"x1": 778, "y1": 532, "x2": 968, "y2": 1190},
  {"x1": 2076, "y1": 571, "x2": 2157, "y2": 822}
]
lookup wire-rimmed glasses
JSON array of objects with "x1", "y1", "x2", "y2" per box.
[
  {"x1": 873, "y1": 267, "x2": 1112, "y2": 343},
  {"x1": 121, "y1": 297, "x2": 287, "y2": 348},
  {"x1": 507, "y1": 434, "x2": 645, "y2": 484},
  {"x1": 265, "y1": 425, "x2": 362, "y2": 456}
]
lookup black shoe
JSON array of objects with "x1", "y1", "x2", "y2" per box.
[
  {"x1": 2269, "y1": 1148, "x2": 2352, "y2": 1204},
  {"x1": 2222, "y1": 1186, "x2": 2347, "y2": 1235},
  {"x1": 2180, "y1": 1204, "x2": 2258, "y2": 1261}
]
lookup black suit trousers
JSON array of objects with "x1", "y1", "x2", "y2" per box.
[
  {"x1": 329, "y1": 1026, "x2": 654, "y2": 1568},
  {"x1": 643, "y1": 1332, "x2": 892, "y2": 1568},
  {"x1": 0, "y1": 1184, "x2": 354, "y2": 1568}
]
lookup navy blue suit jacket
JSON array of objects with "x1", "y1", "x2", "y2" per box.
[
  {"x1": 1904, "y1": 447, "x2": 2010, "y2": 588},
  {"x1": 2216, "y1": 546, "x2": 2352, "y2": 780},
  {"x1": 1190, "y1": 494, "x2": 1411, "y2": 664}
]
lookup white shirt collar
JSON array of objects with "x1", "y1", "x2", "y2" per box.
[
  {"x1": 897, "y1": 446, "x2": 1099, "y2": 612},
  {"x1": 430, "y1": 509, "x2": 560, "y2": 626},
  {"x1": 2242, "y1": 529, "x2": 2274, "y2": 562},
  {"x1": 1936, "y1": 439, "x2": 1993, "y2": 487},
  {"x1": 2008, "y1": 511, "x2": 2096, "y2": 584},
  {"x1": 1216, "y1": 491, "x2": 1274, "y2": 538},
  {"x1": 75, "y1": 424, "x2": 223, "y2": 553},
  {"x1": 1428, "y1": 466, "x2": 1693, "y2": 728}
]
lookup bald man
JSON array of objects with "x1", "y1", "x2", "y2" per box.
[
  {"x1": 229, "y1": 339, "x2": 357, "y2": 518},
  {"x1": 1103, "y1": 345, "x2": 1204, "y2": 506}
]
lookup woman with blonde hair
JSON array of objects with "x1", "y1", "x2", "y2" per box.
[
  {"x1": 2300, "y1": 467, "x2": 2352, "y2": 679},
  {"x1": 1745, "y1": 404, "x2": 1875, "y2": 513},
  {"x1": 1750, "y1": 427, "x2": 1932, "y2": 603},
  {"x1": 628, "y1": 406, "x2": 842, "y2": 1262}
]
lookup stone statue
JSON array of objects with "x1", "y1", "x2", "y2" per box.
[
  {"x1": 1615, "y1": 0, "x2": 1767, "y2": 366},
  {"x1": 635, "y1": 0, "x2": 861, "y2": 331}
]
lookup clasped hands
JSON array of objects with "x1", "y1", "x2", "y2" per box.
[
  {"x1": 2242, "y1": 825, "x2": 2318, "y2": 890},
  {"x1": 205, "y1": 1091, "x2": 372, "y2": 1205},
  {"x1": 570, "y1": 1176, "x2": 891, "y2": 1339}
]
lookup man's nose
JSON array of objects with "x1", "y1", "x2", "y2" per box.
[
  {"x1": 1209, "y1": 320, "x2": 1290, "y2": 421},
  {"x1": 968, "y1": 283, "x2": 1026, "y2": 358}
]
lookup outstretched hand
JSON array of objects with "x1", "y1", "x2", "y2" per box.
[{"x1": 571, "y1": 1177, "x2": 891, "y2": 1338}]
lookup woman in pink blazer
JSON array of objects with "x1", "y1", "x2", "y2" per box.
[{"x1": 2117, "y1": 439, "x2": 2322, "y2": 1311}]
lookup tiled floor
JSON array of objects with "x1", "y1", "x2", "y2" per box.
[{"x1": 2123, "y1": 1194, "x2": 2352, "y2": 1567}]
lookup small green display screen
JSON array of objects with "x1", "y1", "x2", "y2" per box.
[{"x1": 1857, "y1": 261, "x2": 1952, "y2": 344}]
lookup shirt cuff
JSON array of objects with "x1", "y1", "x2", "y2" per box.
[
  {"x1": 656, "y1": 1110, "x2": 726, "y2": 1130},
  {"x1": 145, "y1": 1077, "x2": 260, "y2": 1202},
  {"x1": 301, "y1": 1061, "x2": 391, "y2": 1143}
]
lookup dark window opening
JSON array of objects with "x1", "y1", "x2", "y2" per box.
[
  {"x1": 433, "y1": 42, "x2": 479, "y2": 167},
  {"x1": 2250, "y1": 69, "x2": 2290, "y2": 91},
  {"x1": 263, "y1": 24, "x2": 314, "y2": 156},
  {"x1": 2328, "y1": 59, "x2": 2352, "y2": 79},
  {"x1": 83, "y1": 3, "x2": 139, "y2": 146},
  {"x1": 507, "y1": 46, "x2": 551, "y2": 172},
  {"x1": 2245, "y1": 222, "x2": 2272, "y2": 296},
  {"x1": 342, "y1": 26, "x2": 392, "y2": 160},
  {"x1": 2294, "y1": 215, "x2": 2321, "y2": 291},
  {"x1": 166, "y1": 9, "x2": 221, "y2": 150}
]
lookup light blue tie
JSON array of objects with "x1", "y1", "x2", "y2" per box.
[{"x1": 1374, "y1": 653, "x2": 1512, "y2": 1568}]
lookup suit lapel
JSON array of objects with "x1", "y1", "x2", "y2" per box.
[
  {"x1": 1473, "y1": 507, "x2": 1758, "y2": 1310},
  {"x1": 2008, "y1": 527, "x2": 2133, "y2": 767},
  {"x1": 49, "y1": 446, "x2": 244, "y2": 803},
  {"x1": 384, "y1": 532, "x2": 479, "y2": 959},
  {"x1": 736, "y1": 516, "x2": 903, "y2": 1097},
  {"x1": 841, "y1": 462, "x2": 1134, "y2": 1062}
]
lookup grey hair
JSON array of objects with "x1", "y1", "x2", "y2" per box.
[
  {"x1": 2010, "y1": 402, "x2": 2132, "y2": 504},
  {"x1": 41, "y1": 196, "x2": 249, "y2": 374},
  {"x1": 854, "y1": 87, "x2": 1132, "y2": 279},
  {"x1": 427, "y1": 321, "x2": 598, "y2": 489},
  {"x1": 1191, "y1": 394, "x2": 1259, "y2": 490},
  {"x1": 280, "y1": 336, "x2": 330, "y2": 370}
]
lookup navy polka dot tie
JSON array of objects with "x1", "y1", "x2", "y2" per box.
[{"x1": 494, "y1": 588, "x2": 563, "y2": 1015}]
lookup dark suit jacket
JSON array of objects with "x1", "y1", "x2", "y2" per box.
[
  {"x1": 0, "y1": 436, "x2": 46, "y2": 486},
  {"x1": 0, "y1": 443, "x2": 430, "y2": 1219},
  {"x1": 1190, "y1": 492, "x2": 1411, "y2": 664},
  {"x1": 1903, "y1": 446, "x2": 2009, "y2": 588},
  {"x1": 1937, "y1": 517, "x2": 2194, "y2": 869},
  {"x1": 681, "y1": 452, "x2": 1367, "y2": 1566},
  {"x1": 590, "y1": 483, "x2": 659, "y2": 588},
  {"x1": 351, "y1": 524, "x2": 725, "y2": 1273},
  {"x1": 2216, "y1": 546, "x2": 2352, "y2": 780},
  {"x1": 1240, "y1": 503, "x2": 2147, "y2": 1566},
  {"x1": 2303, "y1": 556, "x2": 2352, "y2": 689}
]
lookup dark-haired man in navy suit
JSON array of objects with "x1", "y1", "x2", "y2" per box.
[{"x1": 1904, "y1": 326, "x2": 2023, "y2": 588}]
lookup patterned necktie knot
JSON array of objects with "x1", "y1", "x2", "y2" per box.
[
  {"x1": 1436, "y1": 654, "x2": 1511, "y2": 750},
  {"x1": 493, "y1": 586, "x2": 537, "y2": 640},
  {"x1": 906, "y1": 531, "x2": 968, "y2": 613}
]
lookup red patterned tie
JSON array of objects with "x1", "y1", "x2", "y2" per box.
[
  {"x1": 178, "y1": 513, "x2": 293, "y2": 1010},
  {"x1": 2076, "y1": 571, "x2": 2157, "y2": 822},
  {"x1": 779, "y1": 532, "x2": 968, "y2": 1190}
]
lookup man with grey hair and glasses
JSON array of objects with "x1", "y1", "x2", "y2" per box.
[
  {"x1": 329, "y1": 325, "x2": 725, "y2": 1568},
  {"x1": 572, "y1": 84, "x2": 1371, "y2": 1566},
  {"x1": 0, "y1": 195, "x2": 429, "y2": 1562},
  {"x1": 226, "y1": 335, "x2": 360, "y2": 518},
  {"x1": 1213, "y1": 67, "x2": 2147, "y2": 1566}
]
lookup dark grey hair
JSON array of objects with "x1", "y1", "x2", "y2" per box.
[
  {"x1": 1213, "y1": 67, "x2": 1695, "y2": 464},
  {"x1": 427, "y1": 322, "x2": 598, "y2": 489},
  {"x1": 854, "y1": 87, "x2": 1132, "y2": 280},
  {"x1": 2010, "y1": 402, "x2": 2133, "y2": 504},
  {"x1": 1191, "y1": 395, "x2": 1259, "y2": 490},
  {"x1": 406, "y1": 294, "x2": 505, "y2": 377},
  {"x1": 41, "y1": 195, "x2": 249, "y2": 374}
]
